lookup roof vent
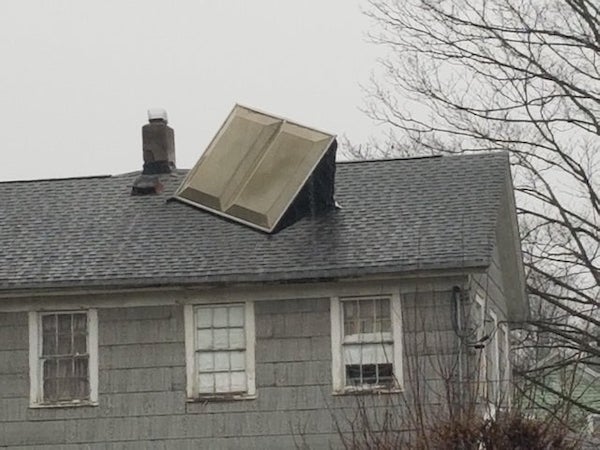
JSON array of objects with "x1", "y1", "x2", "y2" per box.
[
  {"x1": 174, "y1": 104, "x2": 337, "y2": 232},
  {"x1": 132, "y1": 109, "x2": 176, "y2": 195}
]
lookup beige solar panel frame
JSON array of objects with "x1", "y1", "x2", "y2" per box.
[{"x1": 174, "y1": 105, "x2": 336, "y2": 233}]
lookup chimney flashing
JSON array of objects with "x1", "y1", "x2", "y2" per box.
[{"x1": 131, "y1": 174, "x2": 164, "y2": 196}]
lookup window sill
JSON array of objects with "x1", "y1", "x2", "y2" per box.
[
  {"x1": 29, "y1": 400, "x2": 98, "y2": 409},
  {"x1": 186, "y1": 394, "x2": 257, "y2": 403},
  {"x1": 332, "y1": 387, "x2": 403, "y2": 396}
]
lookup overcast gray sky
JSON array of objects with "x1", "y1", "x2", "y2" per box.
[{"x1": 0, "y1": 0, "x2": 385, "y2": 181}]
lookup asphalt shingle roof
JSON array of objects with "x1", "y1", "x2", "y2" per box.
[{"x1": 0, "y1": 152, "x2": 509, "y2": 291}]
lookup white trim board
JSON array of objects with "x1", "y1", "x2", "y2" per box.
[{"x1": 0, "y1": 276, "x2": 469, "y2": 312}]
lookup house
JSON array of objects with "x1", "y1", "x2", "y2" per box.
[
  {"x1": 520, "y1": 352, "x2": 600, "y2": 435},
  {"x1": 0, "y1": 106, "x2": 528, "y2": 449}
]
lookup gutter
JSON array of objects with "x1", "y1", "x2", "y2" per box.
[{"x1": 0, "y1": 264, "x2": 489, "y2": 299}]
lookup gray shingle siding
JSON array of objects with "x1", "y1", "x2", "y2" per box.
[
  {"x1": 0, "y1": 282, "x2": 478, "y2": 449},
  {"x1": 0, "y1": 301, "x2": 340, "y2": 448}
]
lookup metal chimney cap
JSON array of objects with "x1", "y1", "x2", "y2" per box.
[{"x1": 148, "y1": 108, "x2": 168, "y2": 123}]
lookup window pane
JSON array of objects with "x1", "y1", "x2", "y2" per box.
[
  {"x1": 359, "y1": 300, "x2": 374, "y2": 320},
  {"x1": 213, "y1": 329, "x2": 229, "y2": 349},
  {"x1": 74, "y1": 357, "x2": 87, "y2": 377},
  {"x1": 42, "y1": 315, "x2": 56, "y2": 333},
  {"x1": 378, "y1": 363, "x2": 394, "y2": 383},
  {"x1": 197, "y1": 352, "x2": 214, "y2": 372},
  {"x1": 346, "y1": 365, "x2": 362, "y2": 386},
  {"x1": 57, "y1": 358, "x2": 72, "y2": 378},
  {"x1": 73, "y1": 333, "x2": 87, "y2": 355},
  {"x1": 42, "y1": 315, "x2": 57, "y2": 356},
  {"x1": 195, "y1": 308, "x2": 212, "y2": 328},
  {"x1": 360, "y1": 318, "x2": 374, "y2": 334},
  {"x1": 42, "y1": 331, "x2": 56, "y2": 356},
  {"x1": 362, "y1": 364, "x2": 377, "y2": 384},
  {"x1": 76, "y1": 377, "x2": 90, "y2": 399},
  {"x1": 213, "y1": 307, "x2": 228, "y2": 327},
  {"x1": 56, "y1": 377, "x2": 73, "y2": 400},
  {"x1": 228, "y1": 306, "x2": 244, "y2": 327},
  {"x1": 196, "y1": 329, "x2": 213, "y2": 350},
  {"x1": 43, "y1": 377, "x2": 57, "y2": 402},
  {"x1": 215, "y1": 373, "x2": 231, "y2": 393},
  {"x1": 376, "y1": 299, "x2": 391, "y2": 332},
  {"x1": 74, "y1": 358, "x2": 89, "y2": 399},
  {"x1": 214, "y1": 352, "x2": 230, "y2": 371},
  {"x1": 73, "y1": 314, "x2": 87, "y2": 332},
  {"x1": 344, "y1": 301, "x2": 357, "y2": 335},
  {"x1": 57, "y1": 314, "x2": 71, "y2": 334},
  {"x1": 57, "y1": 333, "x2": 72, "y2": 355},
  {"x1": 344, "y1": 318, "x2": 357, "y2": 336},
  {"x1": 230, "y1": 371, "x2": 246, "y2": 392},
  {"x1": 345, "y1": 363, "x2": 394, "y2": 387},
  {"x1": 377, "y1": 298, "x2": 390, "y2": 319},
  {"x1": 344, "y1": 301, "x2": 357, "y2": 321},
  {"x1": 198, "y1": 373, "x2": 214, "y2": 393},
  {"x1": 377, "y1": 318, "x2": 391, "y2": 333},
  {"x1": 230, "y1": 351, "x2": 245, "y2": 371},
  {"x1": 43, "y1": 359, "x2": 58, "y2": 382},
  {"x1": 359, "y1": 300, "x2": 374, "y2": 333},
  {"x1": 229, "y1": 328, "x2": 245, "y2": 348}
]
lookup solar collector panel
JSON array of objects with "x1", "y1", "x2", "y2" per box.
[{"x1": 174, "y1": 105, "x2": 336, "y2": 232}]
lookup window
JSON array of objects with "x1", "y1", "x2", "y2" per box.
[
  {"x1": 497, "y1": 322, "x2": 511, "y2": 405},
  {"x1": 473, "y1": 296, "x2": 504, "y2": 406},
  {"x1": 184, "y1": 302, "x2": 255, "y2": 399},
  {"x1": 486, "y1": 310, "x2": 500, "y2": 402},
  {"x1": 331, "y1": 294, "x2": 403, "y2": 392},
  {"x1": 473, "y1": 295, "x2": 487, "y2": 398},
  {"x1": 28, "y1": 310, "x2": 98, "y2": 407}
]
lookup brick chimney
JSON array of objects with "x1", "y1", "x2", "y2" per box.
[{"x1": 132, "y1": 109, "x2": 176, "y2": 195}]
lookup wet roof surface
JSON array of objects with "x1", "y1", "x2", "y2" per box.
[{"x1": 0, "y1": 153, "x2": 509, "y2": 291}]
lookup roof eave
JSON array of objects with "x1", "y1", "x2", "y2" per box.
[{"x1": 0, "y1": 260, "x2": 490, "y2": 299}]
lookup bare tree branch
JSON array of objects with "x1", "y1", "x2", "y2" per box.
[{"x1": 360, "y1": 0, "x2": 600, "y2": 422}]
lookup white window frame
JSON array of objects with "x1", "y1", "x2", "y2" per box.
[
  {"x1": 28, "y1": 309, "x2": 99, "y2": 408},
  {"x1": 473, "y1": 294, "x2": 487, "y2": 398},
  {"x1": 487, "y1": 309, "x2": 500, "y2": 403},
  {"x1": 184, "y1": 301, "x2": 256, "y2": 400},
  {"x1": 498, "y1": 322, "x2": 512, "y2": 406},
  {"x1": 330, "y1": 293, "x2": 403, "y2": 393}
]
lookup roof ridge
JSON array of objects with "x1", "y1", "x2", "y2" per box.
[
  {"x1": 336, "y1": 151, "x2": 508, "y2": 165},
  {"x1": 0, "y1": 174, "x2": 113, "y2": 184},
  {"x1": 337, "y1": 155, "x2": 442, "y2": 164}
]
